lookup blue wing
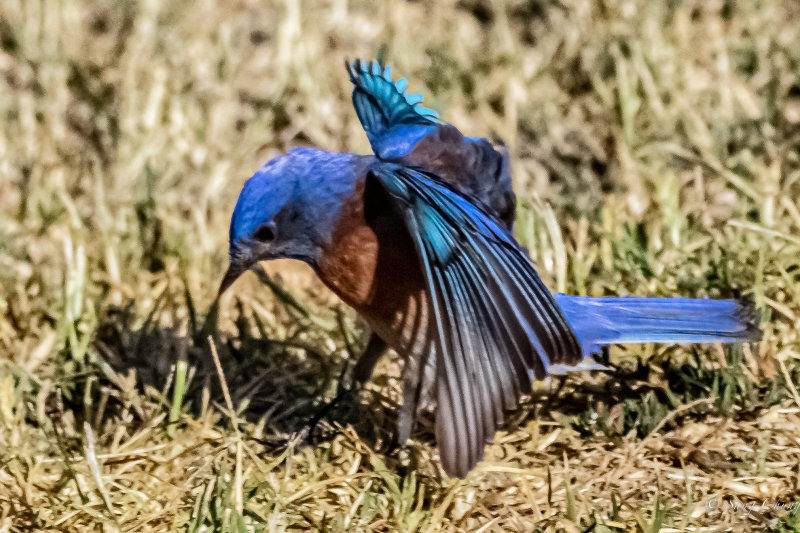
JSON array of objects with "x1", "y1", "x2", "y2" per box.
[
  {"x1": 371, "y1": 165, "x2": 582, "y2": 477},
  {"x1": 346, "y1": 59, "x2": 440, "y2": 159},
  {"x1": 347, "y1": 58, "x2": 518, "y2": 229}
]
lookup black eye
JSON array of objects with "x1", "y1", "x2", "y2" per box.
[{"x1": 253, "y1": 222, "x2": 276, "y2": 242}]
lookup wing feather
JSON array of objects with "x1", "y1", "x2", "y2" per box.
[
  {"x1": 346, "y1": 59, "x2": 440, "y2": 159},
  {"x1": 371, "y1": 165, "x2": 582, "y2": 477}
]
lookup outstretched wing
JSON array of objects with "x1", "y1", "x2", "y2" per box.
[
  {"x1": 347, "y1": 58, "x2": 517, "y2": 229},
  {"x1": 346, "y1": 59, "x2": 440, "y2": 159},
  {"x1": 371, "y1": 165, "x2": 583, "y2": 477}
]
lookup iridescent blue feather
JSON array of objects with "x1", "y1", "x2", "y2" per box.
[{"x1": 346, "y1": 59, "x2": 440, "y2": 158}]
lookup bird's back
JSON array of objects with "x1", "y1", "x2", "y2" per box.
[
  {"x1": 346, "y1": 59, "x2": 516, "y2": 229},
  {"x1": 397, "y1": 124, "x2": 515, "y2": 228}
]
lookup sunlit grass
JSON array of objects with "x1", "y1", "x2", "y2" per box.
[{"x1": 1, "y1": 0, "x2": 800, "y2": 530}]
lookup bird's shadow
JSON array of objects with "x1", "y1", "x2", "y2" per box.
[
  {"x1": 89, "y1": 300, "x2": 401, "y2": 453},
  {"x1": 86, "y1": 300, "x2": 693, "y2": 467}
]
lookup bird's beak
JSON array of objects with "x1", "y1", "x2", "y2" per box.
[{"x1": 217, "y1": 263, "x2": 245, "y2": 298}]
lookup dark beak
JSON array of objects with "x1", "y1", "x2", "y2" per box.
[
  {"x1": 203, "y1": 254, "x2": 250, "y2": 336},
  {"x1": 217, "y1": 263, "x2": 246, "y2": 297}
]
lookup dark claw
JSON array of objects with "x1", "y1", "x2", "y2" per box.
[{"x1": 304, "y1": 386, "x2": 358, "y2": 444}]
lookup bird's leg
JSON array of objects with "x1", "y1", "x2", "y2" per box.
[
  {"x1": 351, "y1": 332, "x2": 389, "y2": 386},
  {"x1": 542, "y1": 373, "x2": 569, "y2": 413},
  {"x1": 305, "y1": 332, "x2": 388, "y2": 442},
  {"x1": 394, "y1": 339, "x2": 434, "y2": 470}
]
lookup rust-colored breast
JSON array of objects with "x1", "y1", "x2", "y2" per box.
[{"x1": 315, "y1": 174, "x2": 428, "y2": 351}]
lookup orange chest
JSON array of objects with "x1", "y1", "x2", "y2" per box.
[{"x1": 314, "y1": 176, "x2": 426, "y2": 336}]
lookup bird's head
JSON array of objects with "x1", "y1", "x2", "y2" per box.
[{"x1": 218, "y1": 148, "x2": 362, "y2": 296}]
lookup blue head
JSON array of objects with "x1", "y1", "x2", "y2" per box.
[{"x1": 219, "y1": 148, "x2": 369, "y2": 294}]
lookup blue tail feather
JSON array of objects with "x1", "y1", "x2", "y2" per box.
[{"x1": 553, "y1": 294, "x2": 761, "y2": 358}]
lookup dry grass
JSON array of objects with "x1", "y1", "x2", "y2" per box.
[{"x1": 1, "y1": 0, "x2": 800, "y2": 531}]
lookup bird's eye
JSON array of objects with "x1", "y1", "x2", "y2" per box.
[{"x1": 253, "y1": 222, "x2": 276, "y2": 242}]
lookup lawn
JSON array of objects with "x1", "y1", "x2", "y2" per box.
[{"x1": 1, "y1": 0, "x2": 800, "y2": 531}]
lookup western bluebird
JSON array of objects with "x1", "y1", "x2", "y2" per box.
[{"x1": 219, "y1": 59, "x2": 761, "y2": 477}]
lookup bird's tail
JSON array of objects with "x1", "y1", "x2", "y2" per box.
[{"x1": 553, "y1": 294, "x2": 762, "y2": 358}]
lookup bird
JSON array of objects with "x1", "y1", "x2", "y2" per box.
[{"x1": 218, "y1": 59, "x2": 761, "y2": 477}]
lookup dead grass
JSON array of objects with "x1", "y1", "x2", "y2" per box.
[{"x1": 1, "y1": 0, "x2": 800, "y2": 531}]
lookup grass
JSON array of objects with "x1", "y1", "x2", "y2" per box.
[{"x1": 1, "y1": 0, "x2": 800, "y2": 530}]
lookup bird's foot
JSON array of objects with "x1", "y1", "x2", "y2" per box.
[{"x1": 303, "y1": 385, "x2": 360, "y2": 445}]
